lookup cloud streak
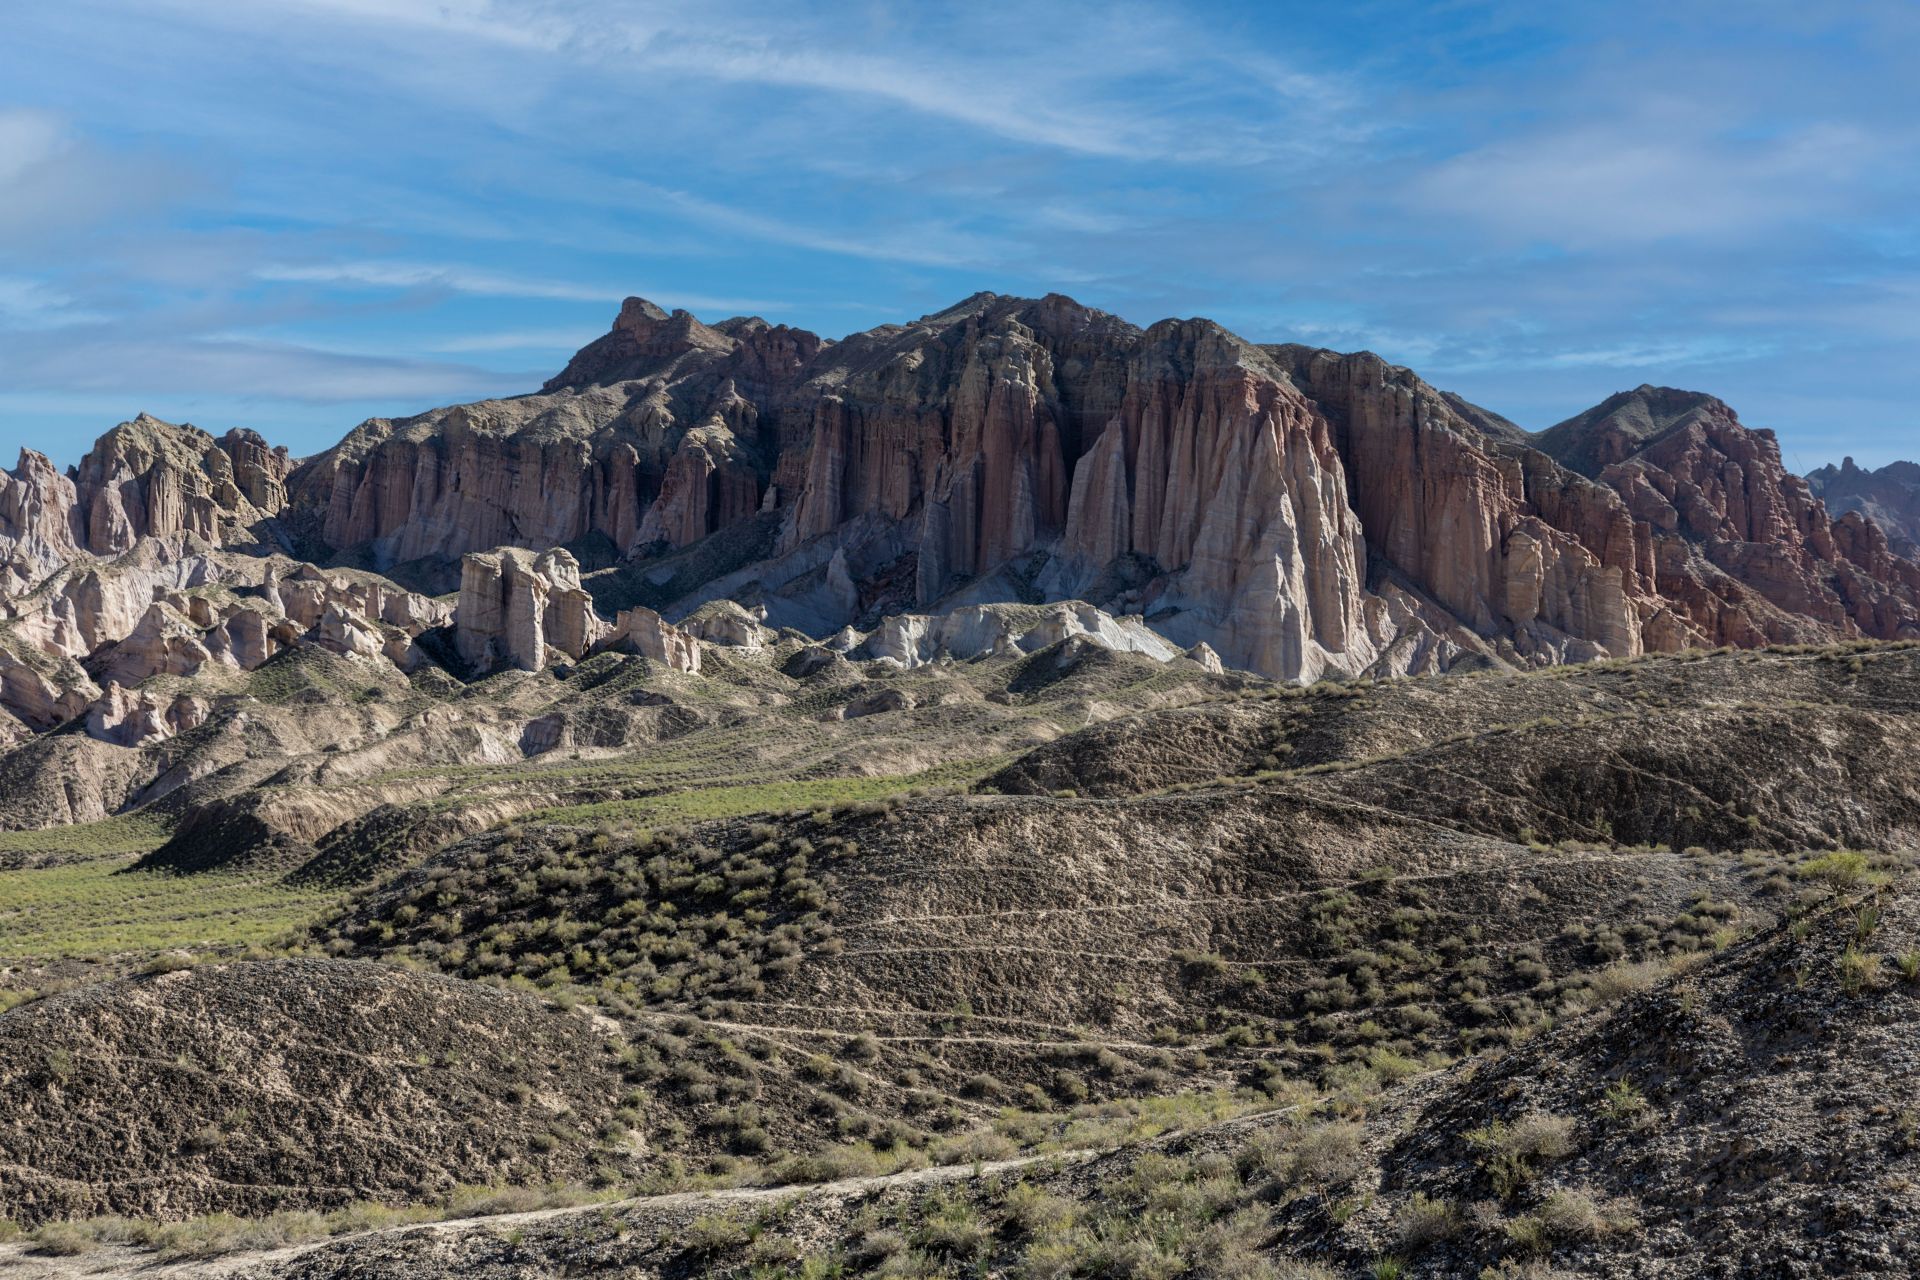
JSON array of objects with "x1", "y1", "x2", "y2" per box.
[{"x1": 1, "y1": 1, "x2": 1916, "y2": 465}]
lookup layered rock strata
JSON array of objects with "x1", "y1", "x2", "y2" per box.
[
  {"x1": 1, "y1": 416, "x2": 290, "y2": 590},
  {"x1": 287, "y1": 292, "x2": 1920, "y2": 680},
  {"x1": 1807, "y1": 457, "x2": 1920, "y2": 560},
  {"x1": 9, "y1": 294, "x2": 1920, "y2": 696},
  {"x1": 454, "y1": 547, "x2": 608, "y2": 674}
]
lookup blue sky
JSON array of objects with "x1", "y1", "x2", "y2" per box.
[{"x1": 3, "y1": 0, "x2": 1916, "y2": 469}]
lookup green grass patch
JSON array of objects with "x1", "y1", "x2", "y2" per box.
[
  {"x1": 0, "y1": 812, "x2": 173, "y2": 864},
  {"x1": 0, "y1": 857, "x2": 341, "y2": 961},
  {"x1": 525, "y1": 761, "x2": 995, "y2": 827}
]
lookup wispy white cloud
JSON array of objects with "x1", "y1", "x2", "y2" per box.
[
  {"x1": 626, "y1": 183, "x2": 1009, "y2": 269},
  {"x1": 0, "y1": 107, "x2": 195, "y2": 243},
  {"x1": 0, "y1": 109, "x2": 68, "y2": 184},
  {"x1": 1411, "y1": 109, "x2": 1891, "y2": 247},
  {"x1": 256, "y1": 259, "x2": 791, "y2": 315},
  {"x1": 148, "y1": 0, "x2": 1351, "y2": 164},
  {"x1": 427, "y1": 329, "x2": 600, "y2": 353},
  {"x1": 634, "y1": 37, "x2": 1144, "y2": 159},
  {"x1": 0, "y1": 276, "x2": 106, "y2": 327},
  {"x1": 255, "y1": 260, "x2": 622, "y2": 302},
  {"x1": 0, "y1": 326, "x2": 529, "y2": 403}
]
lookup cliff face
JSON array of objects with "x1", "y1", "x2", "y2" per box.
[
  {"x1": 1054, "y1": 321, "x2": 1378, "y2": 680},
  {"x1": 1808, "y1": 457, "x2": 1920, "y2": 559},
  {"x1": 266, "y1": 293, "x2": 1920, "y2": 678},
  {"x1": 291, "y1": 300, "x2": 820, "y2": 566},
  {"x1": 0, "y1": 415, "x2": 290, "y2": 590},
  {"x1": 762, "y1": 297, "x2": 1380, "y2": 677},
  {"x1": 1272, "y1": 346, "x2": 1647, "y2": 662},
  {"x1": 454, "y1": 546, "x2": 607, "y2": 674},
  {"x1": 8, "y1": 293, "x2": 1919, "y2": 701},
  {"x1": 1538, "y1": 387, "x2": 1920, "y2": 647}
]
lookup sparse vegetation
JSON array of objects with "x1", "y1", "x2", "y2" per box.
[
  {"x1": 5, "y1": 640, "x2": 1920, "y2": 1277},
  {"x1": 1467, "y1": 1113, "x2": 1578, "y2": 1200}
]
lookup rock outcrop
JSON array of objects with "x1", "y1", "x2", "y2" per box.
[
  {"x1": 1273, "y1": 346, "x2": 1646, "y2": 662},
  {"x1": 454, "y1": 547, "x2": 608, "y2": 674},
  {"x1": 601, "y1": 605, "x2": 701, "y2": 674},
  {"x1": 291, "y1": 301, "x2": 821, "y2": 567},
  {"x1": 843, "y1": 601, "x2": 1183, "y2": 669},
  {"x1": 1807, "y1": 456, "x2": 1920, "y2": 559},
  {"x1": 72, "y1": 416, "x2": 290, "y2": 556},
  {"x1": 0, "y1": 449, "x2": 83, "y2": 591},
  {"x1": 284, "y1": 292, "x2": 1911, "y2": 681},
  {"x1": 83, "y1": 685, "x2": 208, "y2": 748},
  {"x1": 0, "y1": 415, "x2": 288, "y2": 591},
  {"x1": 1538, "y1": 386, "x2": 1920, "y2": 647},
  {"x1": 0, "y1": 535, "x2": 447, "y2": 741},
  {"x1": 10, "y1": 293, "x2": 1920, "y2": 699}
]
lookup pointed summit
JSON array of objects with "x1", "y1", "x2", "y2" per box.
[
  {"x1": 1534, "y1": 384, "x2": 1733, "y2": 477},
  {"x1": 543, "y1": 296, "x2": 734, "y2": 390}
]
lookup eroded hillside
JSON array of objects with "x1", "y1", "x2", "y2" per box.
[{"x1": 3, "y1": 640, "x2": 1918, "y2": 1278}]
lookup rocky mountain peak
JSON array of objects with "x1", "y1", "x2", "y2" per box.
[
  {"x1": 7, "y1": 289, "x2": 1918, "y2": 740},
  {"x1": 541, "y1": 295, "x2": 746, "y2": 391},
  {"x1": 614, "y1": 295, "x2": 671, "y2": 327},
  {"x1": 1534, "y1": 384, "x2": 1734, "y2": 477},
  {"x1": 1807, "y1": 452, "x2": 1920, "y2": 558}
]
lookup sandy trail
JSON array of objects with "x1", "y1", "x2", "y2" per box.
[{"x1": 0, "y1": 1105, "x2": 1296, "y2": 1280}]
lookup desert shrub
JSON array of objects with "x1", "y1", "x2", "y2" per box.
[
  {"x1": 1596, "y1": 1079, "x2": 1648, "y2": 1126},
  {"x1": 29, "y1": 1222, "x2": 96, "y2": 1255},
  {"x1": 1580, "y1": 959, "x2": 1667, "y2": 1006},
  {"x1": 684, "y1": 1212, "x2": 754, "y2": 1254},
  {"x1": 1505, "y1": 1188, "x2": 1618, "y2": 1256},
  {"x1": 1796, "y1": 850, "x2": 1872, "y2": 891},
  {"x1": 1394, "y1": 1192, "x2": 1463, "y2": 1249},
  {"x1": 1285, "y1": 1121, "x2": 1366, "y2": 1191},
  {"x1": 1466, "y1": 1113, "x2": 1577, "y2": 1199},
  {"x1": 915, "y1": 1194, "x2": 991, "y2": 1259},
  {"x1": 1000, "y1": 1181, "x2": 1076, "y2": 1237},
  {"x1": 1021, "y1": 1232, "x2": 1093, "y2": 1280},
  {"x1": 1838, "y1": 947, "x2": 1882, "y2": 996},
  {"x1": 1175, "y1": 950, "x2": 1230, "y2": 979},
  {"x1": 962, "y1": 1072, "x2": 1004, "y2": 1099},
  {"x1": 40, "y1": 1047, "x2": 75, "y2": 1085}
]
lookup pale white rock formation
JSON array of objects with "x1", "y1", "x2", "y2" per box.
[
  {"x1": 1184, "y1": 642, "x2": 1225, "y2": 674},
  {"x1": 680, "y1": 599, "x2": 772, "y2": 650},
  {"x1": 84, "y1": 685, "x2": 209, "y2": 747},
  {"x1": 311, "y1": 602, "x2": 387, "y2": 662},
  {"x1": 0, "y1": 449, "x2": 83, "y2": 590},
  {"x1": 454, "y1": 546, "x2": 608, "y2": 673},
  {"x1": 601, "y1": 605, "x2": 702, "y2": 673},
  {"x1": 98, "y1": 602, "x2": 215, "y2": 685},
  {"x1": 0, "y1": 531, "x2": 448, "y2": 732},
  {"x1": 855, "y1": 601, "x2": 1184, "y2": 669},
  {"x1": 0, "y1": 647, "x2": 98, "y2": 730}
]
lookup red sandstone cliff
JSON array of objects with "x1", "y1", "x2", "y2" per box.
[
  {"x1": 0, "y1": 415, "x2": 290, "y2": 590},
  {"x1": 8, "y1": 293, "x2": 1918, "y2": 691},
  {"x1": 1807, "y1": 458, "x2": 1920, "y2": 559}
]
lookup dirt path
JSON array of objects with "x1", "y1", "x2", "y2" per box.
[
  {"x1": 0, "y1": 1104, "x2": 1302, "y2": 1279},
  {"x1": 0, "y1": 1156, "x2": 1086, "y2": 1278}
]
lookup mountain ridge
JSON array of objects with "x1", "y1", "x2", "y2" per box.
[
  {"x1": 2, "y1": 291, "x2": 1917, "y2": 757},
  {"x1": 1807, "y1": 454, "x2": 1920, "y2": 559}
]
